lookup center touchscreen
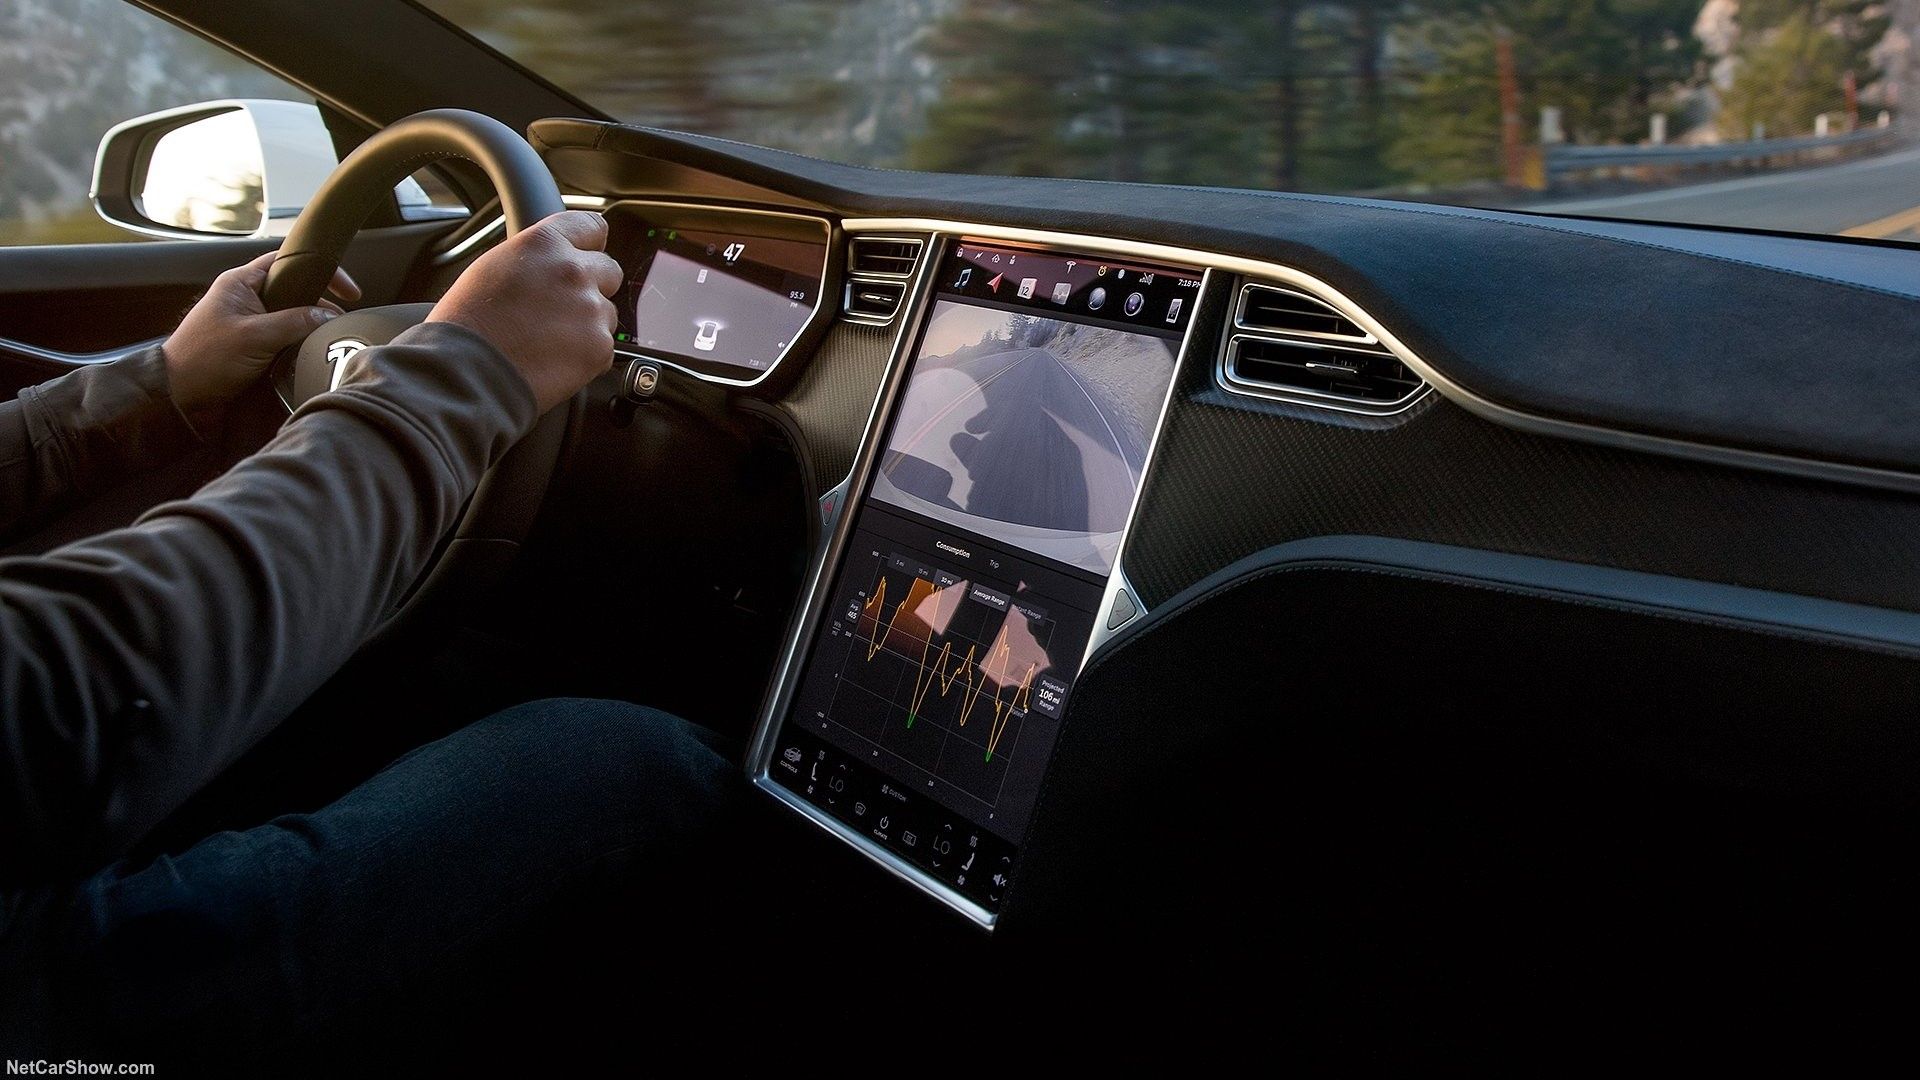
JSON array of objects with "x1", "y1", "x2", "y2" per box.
[{"x1": 763, "y1": 240, "x2": 1202, "y2": 921}]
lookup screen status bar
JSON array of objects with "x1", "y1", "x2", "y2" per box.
[{"x1": 945, "y1": 241, "x2": 1202, "y2": 335}]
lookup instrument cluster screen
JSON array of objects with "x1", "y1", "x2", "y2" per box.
[{"x1": 606, "y1": 205, "x2": 829, "y2": 380}]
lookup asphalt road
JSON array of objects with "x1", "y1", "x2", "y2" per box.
[
  {"x1": 1527, "y1": 141, "x2": 1920, "y2": 240},
  {"x1": 884, "y1": 346, "x2": 1141, "y2": 535}
]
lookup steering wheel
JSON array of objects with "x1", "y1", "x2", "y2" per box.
[{"x1": 260, "y1": 108, "x2": 573, "y2": 637}]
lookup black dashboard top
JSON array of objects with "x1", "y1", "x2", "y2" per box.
[{"x1": 533, "y1": 116, "x2": 1920, "y2": 487}]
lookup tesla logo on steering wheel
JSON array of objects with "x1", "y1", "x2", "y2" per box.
[
  {"x1": 325, "y1": 338, "x2": 368, "y2": 366},
  {"x1": 325, "y1": 338, "x2": 369, "y2": 391}
]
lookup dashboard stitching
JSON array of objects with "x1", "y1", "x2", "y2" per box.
[{"x1": 629, "y1": 125, "x2": 1920, "y2": 306}]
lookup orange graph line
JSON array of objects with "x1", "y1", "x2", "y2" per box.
[
  {"x1": 861, "y1": 571, "x2": 1036, "y2": 760},
  {"x1": 861, "y1": 573, "x2": 936, "y2": 660},
  {"x1": 907, "y1": 640, "x2": 979, "y2": 718}
]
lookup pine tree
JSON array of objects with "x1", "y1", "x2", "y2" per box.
[
  {"x1": 1387, "y1": 0, "x2": 1701, "y2": 186},
  {"x1": 1719, "y1": 0, "x2": 1889, "y2": 138}
]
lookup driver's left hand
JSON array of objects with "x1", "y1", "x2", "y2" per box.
[{"x1": 163, "y1": 250, "x2": 361, "y2": 417}]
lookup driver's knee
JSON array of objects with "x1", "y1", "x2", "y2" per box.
[
  {"x1": 432, "y1": 697, "x2": 745, "y2": 837},
  {"x1": 32, "y1": 700, "x2": 747, "y2": 1058}
]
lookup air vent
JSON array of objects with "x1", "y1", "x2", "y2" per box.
[
  {"x1": 1237, "y1": 282, "x2": 1375, "y2": 343},
  {"x1": 848, "y1": 236, "x2": 922, "y2": 278},
  {"x1": 1221, "y1": 277, "x2": 1428, "y2": 414},
  {"x1": 1226, "y1": 337, "x2": 1424, "y2": 406},
  {"x1": 842, "y1": 234, "x2": 925, "y2": 324},
  {"x1": 844, "y1": 280, "x2": 906, "y2": 321}
]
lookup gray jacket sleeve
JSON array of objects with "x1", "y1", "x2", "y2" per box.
[
  {"x1": 0, "y1": 322, "x2": 538, "y2": 882},
  {"x1": 0, "y1": 347, "x2": 209, "y2": 546}
]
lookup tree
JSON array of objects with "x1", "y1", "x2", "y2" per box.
[
  {"x1": 428, "y1": 0, "x2": 847, "y2": 145},
  {"x1": 907, "y1": 0, "x2": 1262, "y2": 186},
  {"x1": 907, "y1": 0, "x2": 1409, "y2": 192},
  {"x1": 1718, "y1": 0, "x2": 1889, "y2": 138},
  {"x1": 1386, "y1": 0, "x2": 1701, "y2": 186}
]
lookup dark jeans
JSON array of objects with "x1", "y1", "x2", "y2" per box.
[{"x1": 1, "y1": 698, "x2": 744, "y2": 1060}]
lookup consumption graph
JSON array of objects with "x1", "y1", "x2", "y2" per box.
[{"x1": 823, "y1": 552, "x2": 1058, "y2": 806}]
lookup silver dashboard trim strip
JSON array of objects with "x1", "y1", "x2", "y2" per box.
[
  {"x1": 0, "y1": 336, "x2": 166, "y2": 368},
  {"x1": 842, "y1": 217, "x2": 1920, "y2": 496},
  {"x1": 428, "y1": 197, "x2": 630, "y2": 265},
  {"x1": 603, "y1": 199, "x2": 833, "y2": 390},
  {"x1": 1082, "y1": 274, "x2": 1210, "y2": 667},
  {"x1": 429, "y1": 216, "x2": 505, "y2": 265},
  {"x1": 745, "y1": 226, "x2": 1211, "y2": 929}
]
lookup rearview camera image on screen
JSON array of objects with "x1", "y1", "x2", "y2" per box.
[{"x1": 871, "y1": 300, "x2": 1179, "y2": 575}]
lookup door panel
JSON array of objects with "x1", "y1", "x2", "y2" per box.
[{"x1": 0, "y1": 221, "x2": 457, "y2": 396}]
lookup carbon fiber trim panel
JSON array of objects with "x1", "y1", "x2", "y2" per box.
[
  {"x1": 776, "y1": 318, "x2": 901, "y2": 496},
  {"x1": 1126, "y1": 376, "x2": 1920, "y2": 613}
]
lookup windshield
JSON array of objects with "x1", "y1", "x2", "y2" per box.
[{"x1": 427, "y1": 1, "x2": 1916, "y2": 243}]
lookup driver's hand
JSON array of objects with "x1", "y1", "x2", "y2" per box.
[
  {"x1": 427, "y1": 210, "x2": 621, "y2": 414},
  {"x1": 163, "y1": 250, "x2": 361, "y2": 416}
]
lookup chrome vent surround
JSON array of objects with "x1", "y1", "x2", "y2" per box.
[
  {"x1": 844, "y1": 280, "x2": 907, "y2": 321},
  {"x1": 847, "y1": 237, "x2": 922, "y2": 277},
  {"x1": 1237, "y1": 282, "x2": 1376, "y2": 343},
  {"x1": 841, "y1": 235, "x2": 924, "y2": 324},
  {"x1": 1220, "y1": 279, "x2": 1429, "y2": 414}
]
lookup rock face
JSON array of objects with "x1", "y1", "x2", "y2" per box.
[
  {"x1": 1697, "y1": 0, "x2": 1919, "y2": 112},
  {"x1": 1884, "y1": 0, "x2": 1920, "y2": 115},
  {"x1": 0, "y1": 0, "x2": 296, "y2": 230}
]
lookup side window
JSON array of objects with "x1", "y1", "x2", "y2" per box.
[
  {"x1": 1, "y1": 0, "x2": 308, "y2": 246},
  {"x1": 1, "y1": 0, "x2": 311, "y2": 244}
]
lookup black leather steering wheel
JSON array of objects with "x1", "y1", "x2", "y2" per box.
[{"x1": 261, "y1": 108, "x2": 573, "y2": 636}]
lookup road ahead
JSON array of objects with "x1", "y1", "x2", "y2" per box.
[{"x1": 1527, "y1": 141, "x2": 1920, "y2": 240}]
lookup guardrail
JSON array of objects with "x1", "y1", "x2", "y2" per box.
[{"x1": 1545, "y1": 125, "x2": 1898, "y2": 178}]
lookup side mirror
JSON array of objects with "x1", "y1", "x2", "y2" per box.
[{"x1": 91, "y1": 99, "x2": 340, "y2": 240}]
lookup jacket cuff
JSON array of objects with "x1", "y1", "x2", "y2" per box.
[
  {"x1": 308, "y1": 320, "x2": 541, "y2": 486},
  {"x1": 19, "y1": 346, "x2": 209, "y2": 500}
]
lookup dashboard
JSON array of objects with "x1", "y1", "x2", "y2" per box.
[
  {"x1": 595, "y1": 198, "x2": 1241, "y2": 924},
  {"x1": 535, "y1": 117, "x2": 1920, "y2": 941}
]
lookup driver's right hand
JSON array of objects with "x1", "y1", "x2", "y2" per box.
[{"x1": 427, "y1": 210, "x2": 623, "y2": 413}]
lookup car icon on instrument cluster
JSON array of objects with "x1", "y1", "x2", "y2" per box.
[{"x1": 694, "y1": 319, "x2": 721, "y2": 351}]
